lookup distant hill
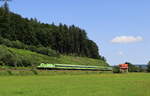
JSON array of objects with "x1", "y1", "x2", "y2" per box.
[{"x1": 134, "y1": 65, "x2": 147, "y2": 69}]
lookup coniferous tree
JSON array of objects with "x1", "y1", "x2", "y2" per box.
[{"x1": 0, "y1": 5, "x2": 106, "y2": 61}]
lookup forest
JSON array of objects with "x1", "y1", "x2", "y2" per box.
[
  {"x1": 0, "y1": 3, "x2": 106, "y2": 61},
  {"x1": 0, "y1": 2, "x2": 106, "y2": 67}
]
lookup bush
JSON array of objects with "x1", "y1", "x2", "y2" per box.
[
  {"x1": 125, "y1": 62, "x2": 140, "y2": 72},
  {"x1": 7, "y1": 70, "x2": 13, "y2": 75},
  {"x1": 28, "y1": 45, "x2": 38, "y2": 52},
  {"x1": 0, "y1": 61, "x2": 5, "y2": 66},
  {"x1": 113, "y1": 66, "x2": 120, "y2": 73},
  {"x1": 31, "y1": 69, "x2": 38, "y2": 75},
  {"x1": 0, "y1": 45, "x2": 35, "y2": 67},
  {"x1": 2, "y1": 38, "x2": 13, "y2": 47},
  {"x1": 0, "y1": 36, "x2": 4, "y2": 44},
  {"x1": 36, "y1": 47, "x2": 59, "y2": 57},
  {"x1": 0, "y1": 46, "x2": 15, "y2": 66},
  {"x1": 28, "y1": 46, "x2": 59, "y2": 57},
  {"x1": 147, "y1": 62, "x2": 150, "y2": 72},
  {"x1": 20, "y1": 57, "x2": 32, "y2": 67},
  {"x1": 0, "y1": 37, "x2": 60, "y2": 57},
  {"x1": 12, "y1": 40, "x2": 27, "y2": 49}
]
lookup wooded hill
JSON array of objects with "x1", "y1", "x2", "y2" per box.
[{"x1": 0, "y1": 3, "x2": 107, "y2": 67}]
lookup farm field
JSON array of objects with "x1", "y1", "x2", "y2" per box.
[{"x1": 0, "y1": 73, "x2": 150, "y2": 96}]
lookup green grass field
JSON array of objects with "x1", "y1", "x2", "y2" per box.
[{"x1": 0, "y1": 73, "x2": 150, "y2": 96}]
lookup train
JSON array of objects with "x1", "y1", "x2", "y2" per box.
[{"x1": 37, "y1": 63, "x2": 112, "y2": 71}]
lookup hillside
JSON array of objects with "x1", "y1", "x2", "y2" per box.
[
  {"x1": 0, "y1": 4, "x2": 105, "y2": 60},
  {"x1": 0, "y1": 3, "x2": 108, "y2": 67},
  {"x1": 0, "y1": 45, "x2": 108, "y2": 67}
]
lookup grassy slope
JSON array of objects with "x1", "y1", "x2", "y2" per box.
[
  {"x1": 0, "y1": 73, "x2": 150, "y2": 96},
  {"x1": 5, "y1": 46, "x2": 108, "y2": 66}
]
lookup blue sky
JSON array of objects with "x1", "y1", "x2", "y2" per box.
[{"x1": 1, "y1": 0, "x2": 150, "y2": 65}]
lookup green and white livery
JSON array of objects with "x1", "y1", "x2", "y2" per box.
[{"x1": 37, "y1": 63, "x2": 112, "y2": 71}]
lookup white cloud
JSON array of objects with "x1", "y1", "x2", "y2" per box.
[
  {"x1": 118, "y1": 51, "x2": 124, "y2": 56},
  {"x1": 111, "y1": 36, "x2": 143, "y2": 43}
]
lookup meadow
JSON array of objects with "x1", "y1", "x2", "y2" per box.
[{"x1": 0, "y1": 73, "x2": 150, "y2": 96}]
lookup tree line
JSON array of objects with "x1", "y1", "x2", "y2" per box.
[
  {"x1": 0, "y1": 3, "x2": 106, "y2": 61},
  {"x1": 113, "y1": 62, "x2": 150, "y2": 73}
]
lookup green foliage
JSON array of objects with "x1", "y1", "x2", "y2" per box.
[
  {"x1": 30, "y1": 69, "x2": 38, "y2": 75},
  {"x1": 0, "y1": 45, "x2": 32, "y2": 67},
  {"x1": 0, "y1": 45, "x2": 108, "y2": 67},
  {"x1": 6, "y1": 70, "x2": 13, "y2": 75},
  {"x1": 138, "y1": 65, "x2": 146, "y2": 72},
  {"x1": 113, "y1": 66, "x2": 120, "y2": 73},
  {"x1": 0, "y1": 37, "x2": 59, "y2": 57},
  {"x1": 0, "y1": 61, "x2": 5, "y2": 66},
  {"x1": 147, "y1": 61, "x2": 150, "y2": 72},
  {"x1": 0, "y1": 46, "x2": 15, "y2": 66},
  {"x1": 11, "y1": 40, "x2": 27, "y2": 49},
  {"x1": 20, "y1": 57, "x2": 32, "y2": 67},
  {"x1": 2, "y1": 38, "x2": 13, "y2": 47},
  {"x1": 35, "y1": 46, "x2": 59, "y2": 57},
  {"x1": 0, "y1": 6, "x2": 106, "y2": 61},
  {"x1": 125, "y1": 62, "x2": 139, "y2": 72},
  {"x1": 58, "y1": 55, "x2": 108, "y2": 66}
]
